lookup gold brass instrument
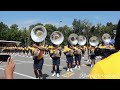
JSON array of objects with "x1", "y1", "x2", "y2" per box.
[
  {"x1": 69, "y1": 49, "x2": 74, "y2": 56},
  {"x1": 53, "y1": 49, "x2": 60, "y2": 57}
]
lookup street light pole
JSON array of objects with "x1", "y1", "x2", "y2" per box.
[
  {"x1": 85, "y1": 29, "x2": 89, "y2": 60},
  {"x1": 82, "y1": 28, "x2": 89, "y2": 60},
  {"x1": 59, "y1": 21, "x2": 62, "y2": 28}
]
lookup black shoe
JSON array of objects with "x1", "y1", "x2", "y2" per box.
[{"x1": 36, "y1": 75, "x2": 39, "y2": 78}]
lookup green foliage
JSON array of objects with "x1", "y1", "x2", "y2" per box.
[{"x1": 0, "y1": 20, "x2": 118, "y2": 46}]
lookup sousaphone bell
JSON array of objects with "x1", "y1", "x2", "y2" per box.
[
  {"x1": 78, "y1": 35, "x2": 86, "y2": 46},
  {"x1": 31, "y1": 25, "x2": 47, "y2": 42},
  {"x1": 89, "y1": 36, "x2": 99, "y2": 46},
  {"x1": 102, "y1": 33, "x2": 111, "y2": 44},
  {"x1": 50, "y1": 31, "x2": 64, "y2": 45},
  {"x1": 31, "y1": 25, "x2": 47, "y2": 56},
  {"x1": 68, "y1": 33, "x2": 78, "y2": 45}
]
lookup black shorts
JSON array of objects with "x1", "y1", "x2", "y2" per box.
[
  {"x1": 52, "y1": 57, "x2": 60, "y2": 65},
  {"x1": 90, "y1": 54, "x2": 95, "y2": 60},
  {"x1": 33, "y1": 58, "x2": 44, "y2": 70},
  {"x1": 66, "y1": 56, "x2": 73, "y2": 63},
  {"x1": 75, "y1": 55, "x2": 81, "y2": 61}
]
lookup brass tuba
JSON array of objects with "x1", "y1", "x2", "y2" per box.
[
  {"x1": 31, "y1": 25, "x2": 47, "y2": 57},
  {"x1": 78, "y1": 35, "x2": 86, "y2": 46},
  {"x1": 89, "y1": 36, "x2": 99, "y2": 46},
  {"x1": 31, "y1": 25, "x2": 47, "y2": 42},
  {"x1": 50, "y1": 31, "x2": 64, "y2": 57},
  {"x1": 68, "y1": 33, "x2": 78, "y2": 45},
  {"x1": 102, "y1": 33, "x2": 111, "y2": 44},
  {"x1": 50, "y1": 31, "x2": 64, "y2": 45}
]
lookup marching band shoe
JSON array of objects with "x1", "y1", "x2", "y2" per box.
[
  {"x1": 67, "y1": 68, "x2": 70, "y2": 72},
  {"x1": 78, "y1": 65, "x2": 81, "y2": 68},
  {"x1": 56, "y1": 73, "x2": 60, "y2": 78},
  {"x1": 35, "y1": 75, "x2": 39, "y2": 79},
  {"x1": 70, "y1": 68, "x2": 73, "y2": 72},
  {"x1": 35, "y1": 77, "x2": 39, "y2": 79},
  {"x1": 74, "y1": 65, "x2": 77, "y2": 69},
  {"x1": 52, "y1": 72, "x2": 56, "y2": 76},
  {"x1": 87, "y1": 60, "x2": 90, "y2": 62}
]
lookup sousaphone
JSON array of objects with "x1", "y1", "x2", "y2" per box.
[
  {"x1": 31, "y1": 25, "x2": 47, "y2": 42},
  {"x1": 31, "y1": 25, "x2": 47, "y2": 56},
  {"x1": 50, "y1": 31, "x2": 64, "y2": 57},
  {"x1": 50, "y1": 31, "x2": 64, "y2": 45},
  {"x1": 68, "y1": 33, "x2": 78, "y2": 45},
  {"x1": 78, "y1": 35, "x2": 86, "y2": 46},
  {"x1": 102, "y1": 33, "x2": 111, "y2": 44},
  {"x1": 89, "y1": 36, "x2": 99, "y2": 46}
]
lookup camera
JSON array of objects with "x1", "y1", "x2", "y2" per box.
[{"x1": 0, "y1": 55, "x2": 11, "y2": 62}]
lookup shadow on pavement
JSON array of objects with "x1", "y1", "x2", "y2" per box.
[{"x1": 42, "y1": 74, "x2": 49, "y2": 79}]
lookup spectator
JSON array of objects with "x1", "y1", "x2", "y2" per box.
[{"x1": 0, "y1": 57, "x2": 15, "y2": 79}]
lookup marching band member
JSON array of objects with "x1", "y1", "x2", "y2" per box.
[
  {"x1": 74, "y1": 45, "x2": 82, "y2": 69},
  {"x1": 64, "y1": 44, "x2": 74, "y2": 72},
  {"x1": 90, "y1": 20, "x2": 120, "y2": 79},
  {"x1": 28, "y1": 46, "x2": 33, "y2": 56},
  {"x1": 25, "y1": 47, "x2": 29, "y2": 56},
  {"x1": 87, "y1": 45, "x2": 92, "y2": 62},
  {"x1": 31, "y1": 42, "x2": 46, "y2": 79},
  {"x1": 49, "y1": 44, "x2": 61, "y2": 77},
  {"x1": 22, "y1": 47, "x2": 25, "y2": 56},
  {"x1": 89, "y1": 46, "x2": 96, "y2": 67}
]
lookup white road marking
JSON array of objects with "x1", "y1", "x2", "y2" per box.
[
  {"x1": 12, "y1": 55, "x2": 87, "y2": 62},
  {"x1": 0, "y1": 65, "x2": 6, "y2": 67},
  {"x1": 14, "y1": 60, "x2": 63, "y2": 68},
  {"x1": 0, "y1": 63, "x2": 24, "y2": 67},
  {"x1": 43, "y1": 64, "x2": 62, "y2": 68},
  {"x1": 14, "y1": 60, "x2": 33, "y2": 63},
  {"x1": 0, "y1": 68, "x2": 36, "y2": 79}
]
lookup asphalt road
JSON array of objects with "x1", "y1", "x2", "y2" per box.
[{"x1": 0, "y1": 52, "x2": 100, "y2": 79}]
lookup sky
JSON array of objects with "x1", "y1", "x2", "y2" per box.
[{"x1": 0, "y1": 11, "x2": 120, "y2": 29}]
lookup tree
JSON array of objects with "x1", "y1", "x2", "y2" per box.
[
  {"x1": 72, "y1": 19, "x2": 92, "y2": 35},
  {"x1": 29, "y1": 23, "x2": 43, "y2": 30},
  {"x1": 0, "y1": 22, "x2": 9, "y2": 40},
  {"x1": 44, "y1": 24, "x2": 57, "y2": 45},
  {"x1": 7, "y1": 24, "x2": 19, "y2": 41},
  {"x1": 60, "y1": 25, "x2": 73, "y2": 46}
]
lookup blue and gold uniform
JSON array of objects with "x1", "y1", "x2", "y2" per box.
[
  {"x1": 73, "y1": 46, "x2": 82, "y2": 68},
  {"x1": 64, "y1": 45, "x2": 74, "y2": 72},
  {"x1": 31, "y1": 44, "x2": 45, "y2": 79},
  {"x1": 49, "y1": 45, "x2": 61, "y2": 77}
]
